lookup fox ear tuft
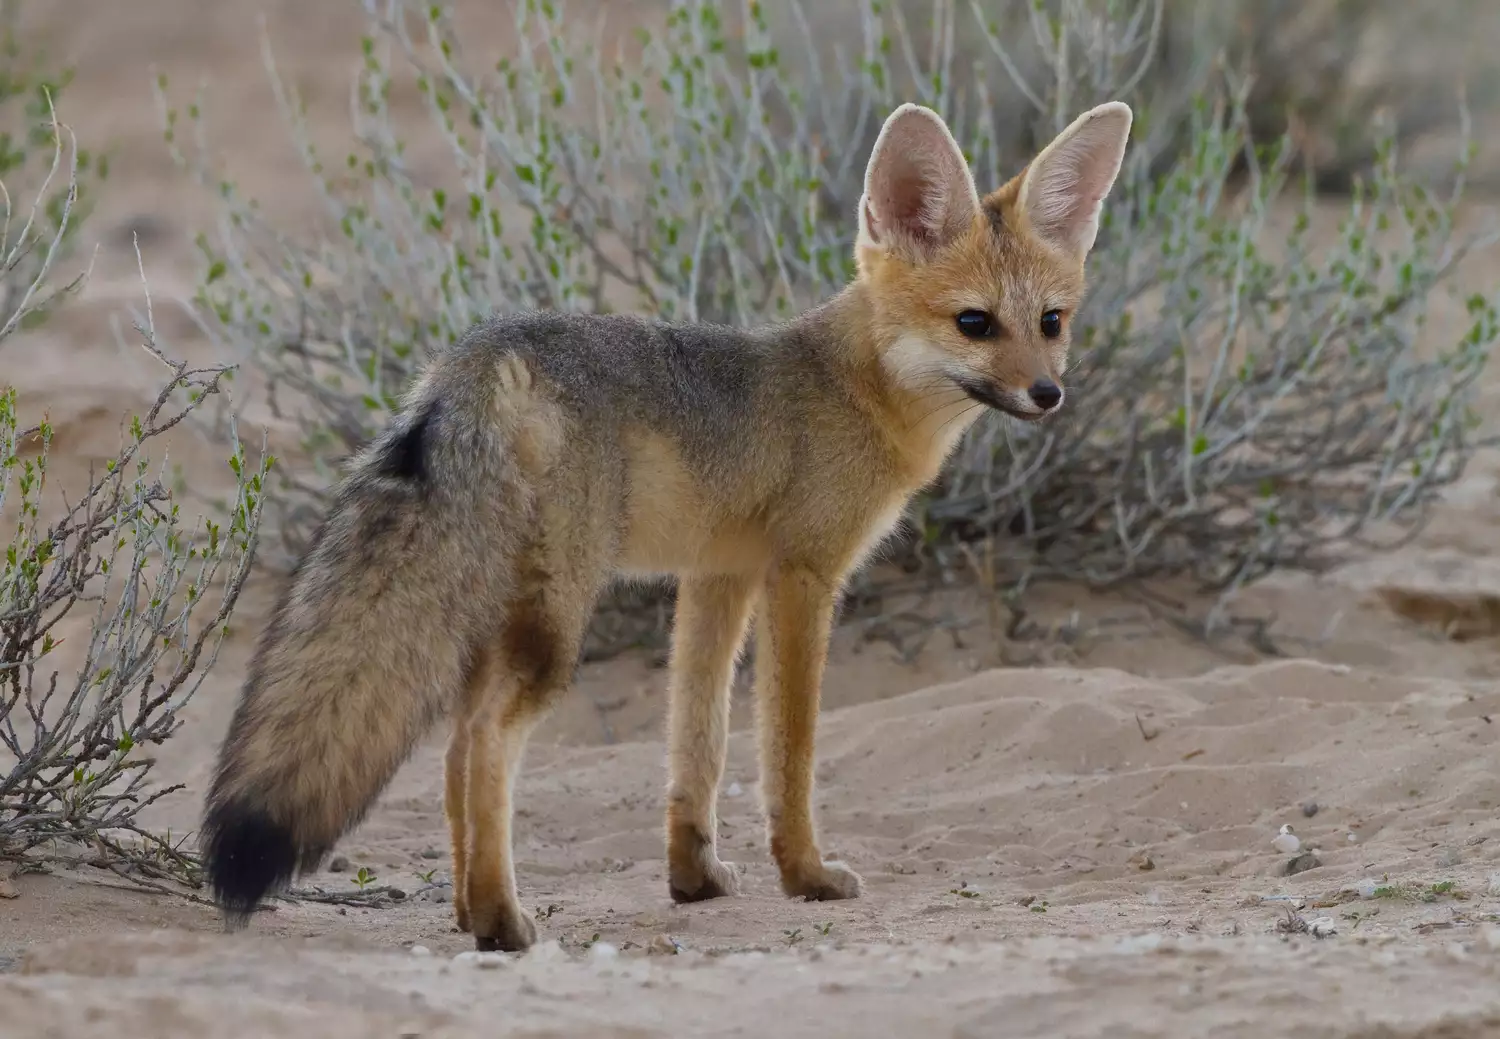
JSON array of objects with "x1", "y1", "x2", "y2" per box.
[
  {"x1": 1019, "y1": 101, "x2": 1132, "y2": 260},
  {"x1": 857, "y1": 104, "x2": 980, "y2": 261}
]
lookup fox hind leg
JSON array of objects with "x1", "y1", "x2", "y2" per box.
[
  {"x1": 665, "y1": 573, "x2": 758, "y2": 903},
  {"x1": 461, "y1": 674, "x2": 544, "y2": 953},
  {"x1": 461, "y1": 524, "x2": 606, "y2": 952}
]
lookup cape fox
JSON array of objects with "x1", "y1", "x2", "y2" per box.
[{"x1": 201, "y1": 99, "x2": 1132, "y2": 951}]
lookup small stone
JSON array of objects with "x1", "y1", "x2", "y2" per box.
[
  {"x1": 648, "y1": 934, "x2": 682, "y2": 956},
  {"x1": 387, "y1": 887, "x2": 407, "y2": 901},
  {"x1": 1128, "y1": 850, "x2": 1155, "y2": 871},
  {"x1": 328, "y1": 855, "x2": 351, "y2": 873},
  {"x1": 421, "y1": 847, "x2": 443, "y2": 860},
  {"x1": 1272, "y1": 825, "x2": 1301, "y2": 855},
  {"x1": 410, "y1": 945, "x2": 432, "y2": 958},
  {"x1": 589, "y1": 941, "x2": 620, "y2": 961},
  {"x1": 0, "y1": 877, "x2": 18, "y2": 899},
  {"x1": 1308, "y1": 917, "x2": 1338, "y2": 939},
  {"x1": 1300, "y1": 801, "x2": 1320, "y2": 818},
  {"x1": 1284, "y1": 851, "x2": 1322, "y2": 877},
  {"x1": 725, "y1": 782, "x2": 744, "y2": 799},
  {"x1": 453, "y1": 950, "x2": 507, "y2": 969}
]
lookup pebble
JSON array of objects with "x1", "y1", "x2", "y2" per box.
[
  {"x1": 1284, "y1": 851, "x2": 1322, "y2": 876},
  {"x1": 725, "y1": 782, "x2": 744, "y2": 798},
  {"x1": 421, "y1": 847, "x2": 443, "y2": 860},
  {"x1": 648, "y1": 934, "x2": 683, "y2": 956},
  {"x1": 1300, "y1": 801, "x2": 1320, "y2": 818},
  {"x1": 1271, "y1": 825, "x2": 1301, "y2": 855},
  {"x1": 410, "y1": 945, "x2": 432, "y2": 958},
  {"x1": 453, "y1": 951, "x2": 507, "y2": 969},
  {"x1": 328, "y1": 855, "x2": 351, "y2": 873},
  {"x1": 1308, "y1": 917, "x2": 1338, "y2": 939},
  {"x1": 589, "y1": 941, "x2": 620, "y2": 961}
]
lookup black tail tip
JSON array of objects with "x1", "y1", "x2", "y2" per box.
[{"x1": 200, "y1": 798, "x2": 302, "y2": 926}]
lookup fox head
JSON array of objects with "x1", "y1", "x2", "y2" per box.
[{"x1": 854, "y1": 101, "x2": 1132, "y2": 421}]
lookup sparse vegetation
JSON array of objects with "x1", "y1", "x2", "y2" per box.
[
  {"x1": 0, "y1": 134, "x2": 271, "y2": 885},
  {"x1": 0, "y1": 343, "x2": 267, "y2": 884},
  {"x1": 0, "y1": 14, "x2": 269, "y2": 880},
  {"x1": 0, "y1": 0, "x2": 107, "y2": 350},
  {"x1": 160, "y1": 0, "x2": 1499, "y2": 650},
  {"x1": 1371, "y1": 879, "x2": 1469, "y2": 902}
]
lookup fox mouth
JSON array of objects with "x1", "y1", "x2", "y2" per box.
[{"x1": 953, "y1": 377, "x2": 1051, "y2": 423}]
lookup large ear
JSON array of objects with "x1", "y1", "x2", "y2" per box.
[
  {"x1": 857, "y1": 103, "x2": 981, "y2": 261},
  {"x1": 1019, "y1": 101, "x2": 1132, "y2": 259}
]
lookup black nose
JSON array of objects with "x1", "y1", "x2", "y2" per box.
[{"x1": 1028, "y1": 379, "x2": 1063, "y2": 411}]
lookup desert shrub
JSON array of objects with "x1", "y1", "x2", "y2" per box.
[
  {"x1": 164, "y1": 0, "x2": 1497, "y2": 643},
  {"x1": 0, "y1": 0, "x2": 108, "y2": 348},
  {"x1": 770, "y1": 0, "x2": 1497, "y2": 191},
  {"x1": 0, "y1": 114, "x2": 271, "y2": 880}
]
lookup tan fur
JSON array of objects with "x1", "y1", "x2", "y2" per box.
[
  {"x1": 201, "y1": 101, "x2": 1132, "y2": 953},
  {"x1": 664, "y1": 574, "x2": 759, "y2": 901}
]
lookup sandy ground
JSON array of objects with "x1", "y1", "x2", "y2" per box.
[{"x1": 7, "y1": 2, "x2": 1500, "y2": 1037}]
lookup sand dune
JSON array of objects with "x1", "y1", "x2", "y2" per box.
[
  {"x1": 10, "y1": 926, "x2": 1500, "y2": 1038},
  {"x1": 7, "y1": 657, "x2": 1500, "y2": 1036}
]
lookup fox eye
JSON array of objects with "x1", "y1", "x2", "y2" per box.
[
  {"x1": 955, "y1": 310, "x2": 996, "y2": 339},
  {"x1": 1039, "y1": 310, "x2": 1063, "y2": 339}
]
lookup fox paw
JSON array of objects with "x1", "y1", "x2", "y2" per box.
[
  {"x1": 471, "y1": 906, "x2": 537, "y2": 953},
  {"x1": 780, "y1": 860, "x2": 864, "y2": 902},
  {"x1": 669, "y1": 856, "x2": 741, "y2": 904}
]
